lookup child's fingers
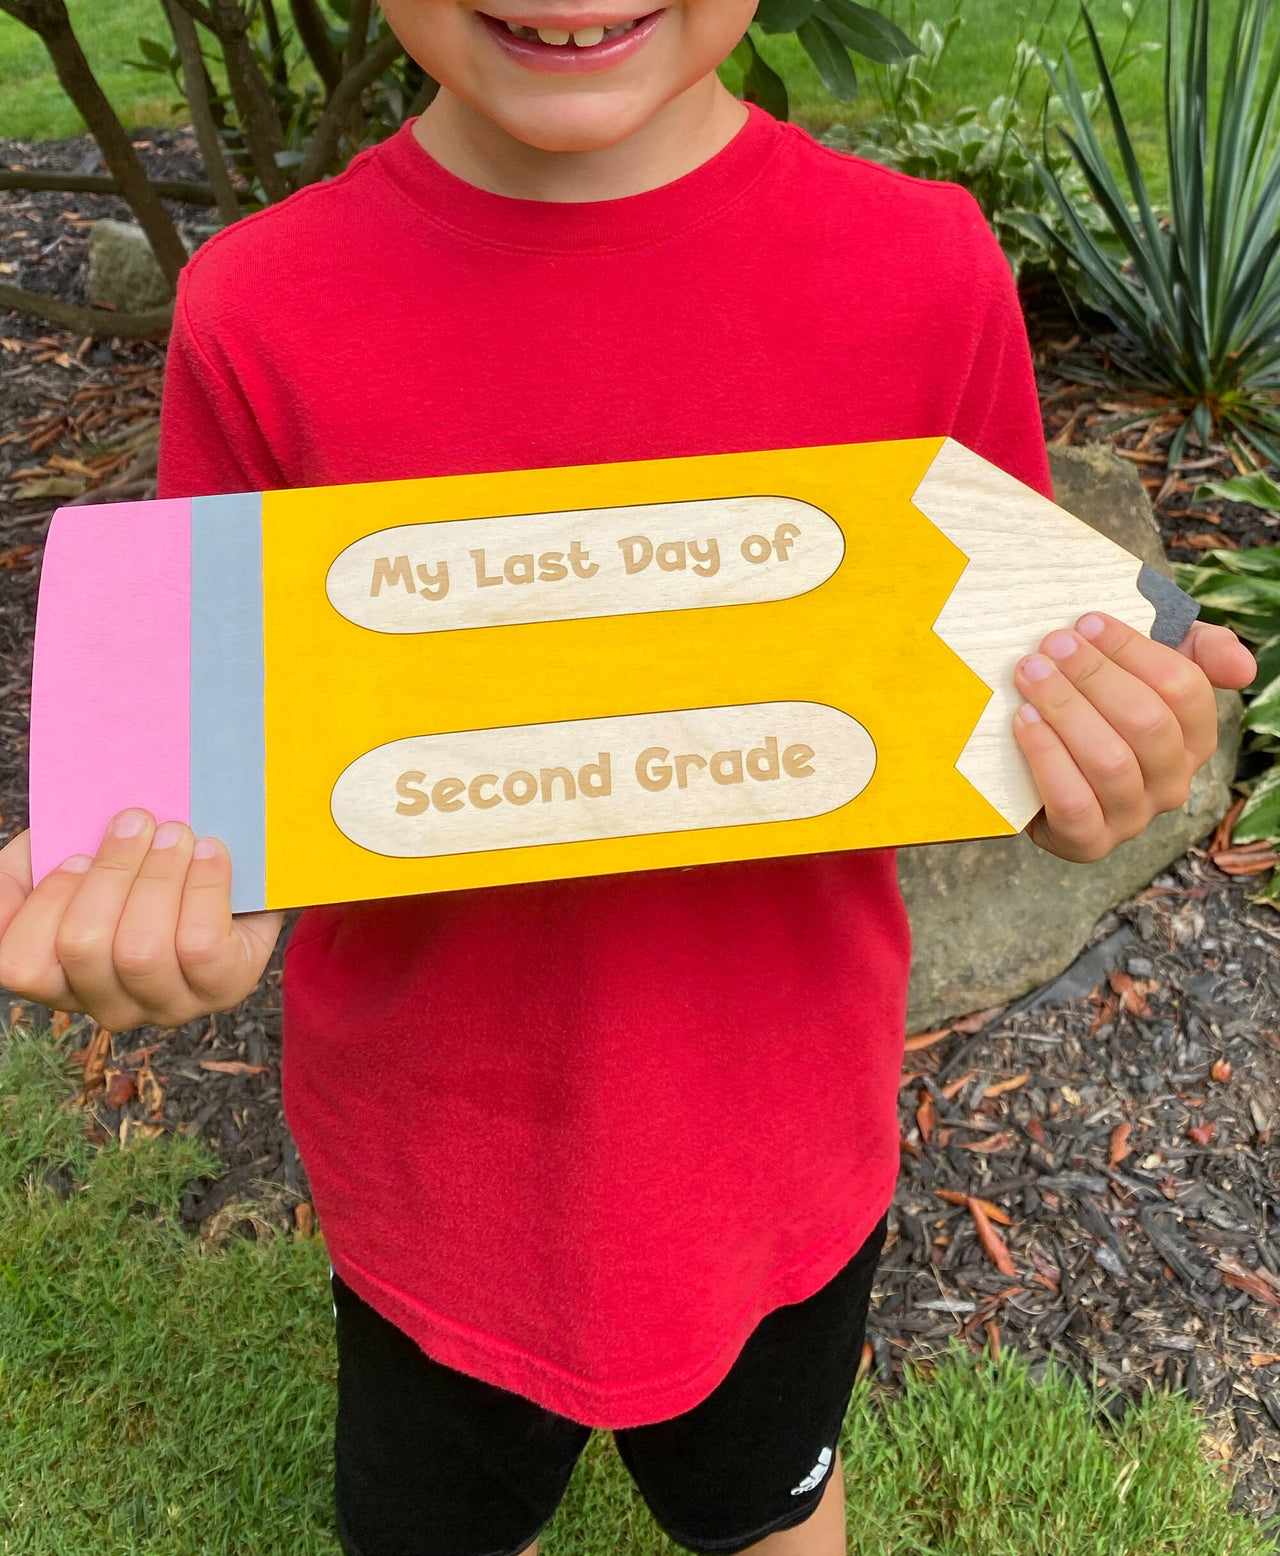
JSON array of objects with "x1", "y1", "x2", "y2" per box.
[
  {"x1": 175, "y1": 838, "x2": 283, "y2": 1006},
  {"x1": 1071, "y1": 614, "x2": 1219, "y2": 764},
  {"x1": 0, "y1": 840, "x2": 80, "y2": 1008},
  {"x1": 1177, "y1": 619, "x2": 1257, "y2": 692},
  {"x1": 111, "y1": 821, "x2": 198, "y2": 1012},
  {"x1": 1013, "y1": 704, "x2": 1108, "y2": 860},
  {"x1": 1013, "y1": 653, "x2": 1148, "y2": 832},
  {"x1": 1026, "y1": 627, "x2": 1190, "y2": 808},
  {"x1": 0, "y1": 829, "x2": 34, "y2": 939},
  {"x1": 54, "y1": 809, "x2": 157, "y2": 1022}
]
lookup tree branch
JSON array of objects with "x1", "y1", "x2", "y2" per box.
[
  {"x1": 203, "y1": 0, "x2": 293, "y2": 202},
  {"x1": 163, "y1": 0, "x2": 244, "y2": 225},
  {"x1": 260, "y1": 0, "x2": 288, "y2": 87},
  {"x1": 287, "y1": 0, "x2": 341, "y2": 92},
  {"x1": 296, "y1": 30, "x2": 405, "y2": 186},
  {"x1": 0, "y1": 0, "x2": 188, "y2": 287},
  {"x1": 343, "y1": 0, "x2": 372, "y2": 72},
  {"x1": 165, "y1": 0, "x2": 291, "y2": 202},
  {"x1": 338, "y1": 0, "x2": 375, "y2": 144},
  {"x1": 0, "y1": 168, "x2": 220, "y2": 204},
  {"x1": 0, "y1": 282, "x2": 172, "y2": 338},
  {"x1": 407, "y1": 74, "x2": 439, "y2": 117},
  {"x1": 166, "y1": 0, "x2": 215, "y2": 29}
]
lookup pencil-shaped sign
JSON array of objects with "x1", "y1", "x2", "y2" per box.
[{"x1": 30, "y1": 439, "x2": 1197, "y2": 912}]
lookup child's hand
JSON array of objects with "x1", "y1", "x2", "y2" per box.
[
  {"x1": 0, "y1": 813, "x2": 284, "y2": 1032},
  {"x1": 1015, "y1": 613, "x2": 1257, "y2": 863}
]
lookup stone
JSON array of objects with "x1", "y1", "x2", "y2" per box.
[
  {"x1": 1047, "y1": 442, "x2": 1171, "y2": 576},
  {"x1": 87, "y1": 220, "x2": 190, "y2": 313},
  {"x1": 902, "y1": 692, "x2": 1239, "y2": 1031},
  {"x1": 902, "y1": 444, "x2": 1241, "y2": 1033}
]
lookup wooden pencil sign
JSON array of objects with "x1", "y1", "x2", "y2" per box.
[{"x1": 30, "y1": 439, "x2": 1197, "y2": 913}]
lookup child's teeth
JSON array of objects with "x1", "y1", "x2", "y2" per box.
[{"x1": 499, "y1": 15, "x2": 641, "y2": 45}]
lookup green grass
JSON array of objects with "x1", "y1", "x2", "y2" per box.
[
  {"x1": 0, "y1": 1024, "x2": 1272, "y2": 1556},
  {"x1": 0, "y1": 0, "x2": 178, "y2": 142},
  {"x1": 757, "y1": 1, "x2": 1174, "y2": 129}
]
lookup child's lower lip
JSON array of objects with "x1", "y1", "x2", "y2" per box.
[{"x1": 478, "y1": 10, "x2": 664, "y2": 72}]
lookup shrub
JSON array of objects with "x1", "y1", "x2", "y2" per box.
[{"x1": 820, "y1": 1, "x2": 1155, "y2": 276}]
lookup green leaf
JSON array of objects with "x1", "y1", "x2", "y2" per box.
[
  {"x1": 1175, "y1": 569, "x2": 1280, "y2": 609},
  {"x1": 1194, "y1": 471, "x2": 1280, "y2": 511},
  {"x1": 1191, "y1": 545, "x2": 1280, "y2": 578},
  {"x1": 1234, "y1": 764, "x2": 1280, "y2": 843},
  {"x1": 1243, "y1": 671, "x2": 1280, "y2": 737},
  {"x1": 798, "y1": 15, "x2": 859, "y2": 99},
  {"x1": 730, "y1": 35, "x2": 755, "y2": 72},
  {"x1": 1250, "y1": 633, "x2": 1280, "y2": 691},
  {"x1": 754, "y1": 0, "x2": 818, "y2": 33},
  {"x1": 739, "y1": 34, "x2": 790, "y2": 119},
  {"x1": 139, "y1": 36, "x2": 174, "y2": 68},
  {"x1": 1253, "y1": 868, "x2": 1280, "y2": 901},
  {"x1": 13, "y1": 476, "x2": 86, "y2": 500},
  {"x1": 124, "y1": 35, "x2": 178, "y2": 77},
  {"x1": 818, "y1": 0, "x2": 919, "y2": 63}
]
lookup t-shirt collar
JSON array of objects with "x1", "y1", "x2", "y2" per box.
[{"x1": 374, "y1": 102, "x2": 783, "y2": 253}]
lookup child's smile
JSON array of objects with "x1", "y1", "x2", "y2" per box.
[
  {"x1": 478, "y1": 9, "x2": 666, "y2": 72},
  {"x1": 380, "y1": 0, "x2": 755, "y2": 174}
]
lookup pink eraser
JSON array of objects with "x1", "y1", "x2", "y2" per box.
[{"x1": 29, "y1": 500, "x2": 191, "y2": 883}]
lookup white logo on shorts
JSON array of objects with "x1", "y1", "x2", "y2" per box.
[{"x1": 790, "y1": 1445, "x2": 832, "y2": 1496}]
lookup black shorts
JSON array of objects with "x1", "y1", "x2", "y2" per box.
[{"x1": 332, "y1": 1216, "x2": 886, "y2": 1556}]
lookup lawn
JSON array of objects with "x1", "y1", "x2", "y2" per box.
[
  {"x1": 0, "y1": 1023, "x2": 1272, "y2": 1556},
  {"x1": 0, "y1": 0, "x2": 1178, "y2": 143},
  {"x1": 0, "y1": 0, "x2": 176, "y2": 143}
]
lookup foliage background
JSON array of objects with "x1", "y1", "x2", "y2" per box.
[{"x1": 0, "y1": 0, "x2": 1222, "y2": 149}]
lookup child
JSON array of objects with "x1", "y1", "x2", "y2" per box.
[{"x1": 0, "y1": 5, "x2": 1255, "y2": 1553}]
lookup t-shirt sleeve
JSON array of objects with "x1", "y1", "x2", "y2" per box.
[
  {"x1": 945, "y1": 195, "x2": 1051, "y2": 501},
  {"x1": 157, "y1": 261, "x2": 285, "y2": 501}
]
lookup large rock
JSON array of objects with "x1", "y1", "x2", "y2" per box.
[
  {"x1": 902, "y1": 443, "x2": 1241, "y2": 1033},
  {"x1": 88, "y1": 220, "x2": 187, "y2": 313},
  {"x1": 1046, "y1": 442, "x2": 1170, "y2": 576}
]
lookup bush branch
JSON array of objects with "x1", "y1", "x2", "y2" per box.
[
  {"x1": 163, "y1": 0, "x2": 243, "y2": 225},
  {"x1": 0, "y1": 282, "x2": 173, "y2": 338},
  {"x1": 296, "y1": 31, "x2": 405, "y2": 186},
  {"x1": 287, "y1": 0, "x2": 342, "y2": 93},
  {"x1": 167, "y1": 0, "x2": 214, "y2": 28},
  {"x1": 170, "y1": 0, "x2": 293, "y2": 202},
  {"x1": 0, "y1": 168, "x2": 220, "y2": 204},
  {"x1": 343, "y1": 0, "x2": 372, "y2": 72}
]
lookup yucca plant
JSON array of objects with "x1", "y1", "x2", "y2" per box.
[
  {"x1": 1033, "y1": 0, "x2": 1280, "y2": 467},
  {"x1": 1179, "y1": 516, "x2": 1280, "y2": 899}
]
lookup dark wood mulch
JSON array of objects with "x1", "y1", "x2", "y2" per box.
[
  {"x1": 2, "y1": 132, "x2": 1278, "y2": 1531},
  {"x1": 877, "y1": 854, "x2": 1280, "y2": 1526}
]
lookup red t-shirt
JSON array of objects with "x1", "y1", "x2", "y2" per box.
[{"x1": 159, "y1": 106, "x2": 1049, "y2": 1428}]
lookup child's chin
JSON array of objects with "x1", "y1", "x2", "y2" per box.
[{"x1": 495, "y1": 93, "x2": 659, "y2": 155}]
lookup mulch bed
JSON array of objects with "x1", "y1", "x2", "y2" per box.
[
  {"x1": 877, "y1": 853, "x2": 1280, "y2": 1526},
  {"x1": 2, "y1": 130, "x2": 1278, "y2": 1532}
]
